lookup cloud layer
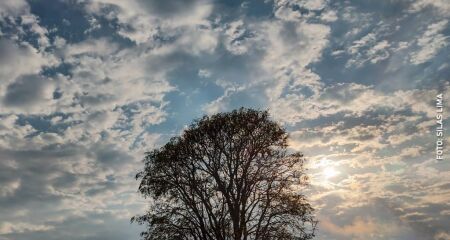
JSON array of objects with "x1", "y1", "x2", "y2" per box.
[{"x1": 0, "y1": 0, "x2": 449, "y2": 239}]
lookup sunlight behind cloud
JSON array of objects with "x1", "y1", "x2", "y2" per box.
[
  {"x1": 323, "y1": 167, "x2": 340, "y2": 179},
  {"x1": 309, "y1": 158, "x2": 342, "y2": 188}
]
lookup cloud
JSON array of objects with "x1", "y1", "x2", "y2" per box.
[
  {"x1": 262, "y1": 20, "x2": 330, "y2": 98},
  {"x1": 198, "y1": 69, "x2": 212, "y2": 78},
  {"x1": 0, "y1": 0, "x2": 51, "y2": 50},
  {"x1": 435, "y1": 232, "x2": 450, "y2": 240},
  {"x1": 345, "y1": 22, "x2": 396, "y2": 68},
  {"x1": 0, "y1": 179, "x2": 21, "y2": 198},
  {"x1": 224, "y1": 20, "x2": 254, "y2": 55},
  {"x1": 410, "y1": 0, "x2": 450, "y2": 17},
  {"x1": 0, "y1": 39, "x2": 56, "y2": 85},
  {"x1": 410, "y1": 20, "x2": 448, "y2": 64},
  {"x1": 136, "y1": 0, "x2": 212, "y2": 22},
  {"x1": 2, "y1": 74, "x2": 55, "y2": 111},
  {"x1": 320, "y1": 217, "x2": 378, "y2": 237},
  {"x1": 63, "y1": 38, "x2": 119, "y2": 57},
  {"x1": 84, "y1": 0, "x2": 213, "y2": 43},
  {"x1": 0, "y1": 40, "x2": 60, "y2": 114},
  {"x1": 0, "y1": 0, "x2": 449, "y2": 239},
  {"x1": 270, "y1": 83, "x2": 433, "y2": 125},
  {"x1": 273, "y1": 0, "x2": 329, "y2": 21},
  {"x1": 0, "y1": 0, "x2": 28, "y2": 19},
  {"x1": 20, "y1": 14, "x2": 50, "y2": 49},
  {"x1": 0, "y1": 222, "x2": 54, "y2": 235}
]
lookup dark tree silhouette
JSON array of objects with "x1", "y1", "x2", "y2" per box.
[{"x1": 133, "y1": 108, "x2": 317, "y2": 240}]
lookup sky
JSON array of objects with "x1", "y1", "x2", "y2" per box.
[{"x1": 0, "y1": 0, "x2": 449, "y2": 239}]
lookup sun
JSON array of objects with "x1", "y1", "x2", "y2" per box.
[{"x1": 323, "y1": 167, "x2": 339, "y2": 179}]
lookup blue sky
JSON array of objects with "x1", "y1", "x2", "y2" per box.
[{"x1": 0, "y1": 0, "x2": 449, "y2": 239}]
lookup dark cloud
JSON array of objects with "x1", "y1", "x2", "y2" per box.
[{"x1": 3, "y1": 74, "x2": 53, "y2": 107}]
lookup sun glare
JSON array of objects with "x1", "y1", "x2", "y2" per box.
[{"x1": 323, "y1": 167, "x2": 339, "y2": 179}]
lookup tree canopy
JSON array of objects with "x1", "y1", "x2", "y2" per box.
[{"x1": 133, "y1": 108, "x2": 317, "y2": 240}]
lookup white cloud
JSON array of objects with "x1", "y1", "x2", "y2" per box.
[
  {"x1": 0, "y1": 39, "x2": 59, "y2": 114},
  {"x1": 174, "y1": 27, "x2": 218, "y2": 55},
  {"x1": 202, "y1": 84, "x2": 246, "y2": 115},
  {"x1": 20, "y1": 14, "x2": 50, "y2": 49},
  {"x1": 64, "y1": 38, "x2": 119, "y2": 57},
  {"x1": 0, "y1": 1, "x2": 50, "y2": 49},
  {"x1": 0, "y1": 39, "x2": 57, "y2": 85},
  {"x1": 224, "y1": 20, "x2": 253, "y2": 55},
  {"x1": 273, "y1": 0, "x2": 328, "y2": 21},
  {"x1": 320, "y1": 216, "x2": 394, "y2": 238},
  {"x1": 198, "y1": 69, "x2": 212, "y2": 78},
  {"x1": 0, "y1": 0, "x2": 29, "y2": 19},
  {"x1": 435, "y1": 231, "x2": 450, "y2": 240},
  {"x1": 59, "y1": 38, "x2": 174, "y2": 114},
  {"x1": 410, "y1": 0, "x2": 450, "y2": 17},
  {"x1": 410, "y1": 20, "x2": 448, "y2": 64},
  {"x1": 367, "y1": 40, "x2": 391, "y2": 64},
  {"x1": 0, "y1": 179, "x2": 21, "y2": 197},
  {"x1": 85, "y1": 0, "x2": 214, "y2": 43},
  {"x1": 346, "y1": 31, "x2": 392, "y2": 68},
  {"x1": 0, "y1": 115, "x2": 35, "y2": 149},
  {"x1": 262, "y1": 21, "x2": 330, "y2": 98},
  {"x1": 270, "y1": 82, "x2": 442, "y2": 124},
  {"x1": 320, "y1": 9, "x2": 338, "y2": 22},
  {"x1": 0, "y1": 222, "x2": 54, "y2": 234}
]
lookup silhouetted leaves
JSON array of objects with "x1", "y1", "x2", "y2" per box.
[{"x1": 133, "y1": 108, "x2": 317, "y2": 240}]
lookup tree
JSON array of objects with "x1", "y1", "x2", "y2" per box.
[{"x1": 133, "y1": 108, "x2": 317, "y2": 240}]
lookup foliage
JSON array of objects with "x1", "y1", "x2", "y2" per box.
[{"x1": 133, "y1": 108, "x2": 317, "y2": 240}]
